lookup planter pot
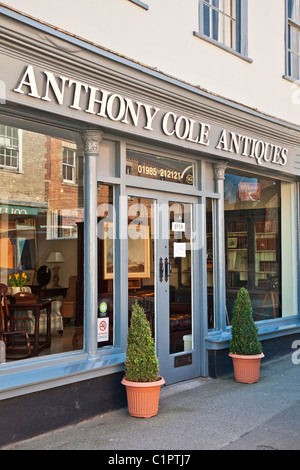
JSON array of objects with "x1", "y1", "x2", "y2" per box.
[
  {"x1": 121, "y1": 376, "x2": 165, "y2": 418},
  {"x1": 229, "y1": 353, "x2": 264, "y2": 384}
]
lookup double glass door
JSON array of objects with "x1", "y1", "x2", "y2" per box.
[{"x1": 127, "y1": 189, "x2": 200, "y2": 384}]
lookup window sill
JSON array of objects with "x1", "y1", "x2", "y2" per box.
[
  {"x1": 0, "y1": 348, "x2": 125, "y2": 400},
  {"x1": 128, "y1": 0, "x2": 149, "y2": 10},
  {"x1": 193, "y1": 31, "x2": 253, "y2": 63},
  {"x1": 282, "y1": 75, "x2": 300, "y2": 85},
  {"x1": 206, "y1": 316, "x2": 300, "y2": 350},
  {"x1": 62, "y1": 179, "x2": 77, "y2": 186},
  {"x1": 0, "y1": 167, "x2": 23, "y2": 174}
]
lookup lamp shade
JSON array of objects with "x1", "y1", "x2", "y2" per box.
[{"x1": 46, "y1": 252, "x2": 65, "y2": 263}]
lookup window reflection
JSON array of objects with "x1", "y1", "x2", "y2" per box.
[
  {"x1": 0, "y1": 123, "x2": 84, "y2": 360},
  {"x1": 225, "y1": 171, "x2": 281, "y2": 322}
]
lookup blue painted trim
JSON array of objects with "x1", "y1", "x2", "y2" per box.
[
  {"x1": 0, "y1": 349, "x2": 125, "y2": 399},
  {"x1": 193, "y1": 31, "x2": 252, "y2": 63},
  {"x1": 1, "y1": 6, "x2": 299, "y2": 132},
  {"x1": 128, "y1": 0, "x2": 149, "y2": 10},
  {"x1": 283, "y1": 75, "x2": 300, "y2": 85},
  {"x1": 206, "y1": 316, "x2": 300, "y2": 350},
  {"x1": 196, "y1": 0, "x2": 250, "y2": 60},
  {"x1": 297, "y1": 182, "x2": 300, "y2": 314}
]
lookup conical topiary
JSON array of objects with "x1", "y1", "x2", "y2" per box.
[
  {"x1": 124, "y1": 301, "x2": 159, "y2": 382},
  {"x1": 230, "y1": 287, "x2": 262, "y2": 356}
]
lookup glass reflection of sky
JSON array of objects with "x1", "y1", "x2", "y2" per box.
[{"x1": 224, "y1": 173, "x2": 257, "y2": 204}]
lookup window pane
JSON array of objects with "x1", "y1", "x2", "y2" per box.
[
  {"x1": 0, "y1": 122, "x2": 84, "y2": 360},
  {"x1": 224, "y1": 16, "x2": 235, "y2": 48},
  {"x1": 290, "y1": 51, "x2": 300, "y2": 79},
  {"x1": 66, "y1": 166, "x2": 73, "y2": 181},
  {"x1": 288, "y1": 0, "x2": 300, "y2": 23},
  {"x1": 127, "y1": 196, "x2": 155, "y2": 344},
  {"x1": 212, "y1": 9, "x2": 221, "y2": 41},
  {"x1": 203, "y1": 3, "x2": 211, "y2": 36},
  {"x1": 97, "y1": 184, "x2": 114, "y2": 348},
  {"x1": 291, "y1": 25, "x2": 300, "y2": 53},
  {"x1": 225, "y1": 172, "x2": 282, "y2": 323},
  {"x1": 224, "y1": 0, "x2": 235, "y2": 18},
  {"x1": 212, "y1": 0, "x2": 220, "y2": 8},
  {"x1": 126, "y1": 150, "x2": 195, "y2": 186},
  {"x1": 202, "y1": 0, "x2": 242, "y2": 52},
  {"x1": 206, "y1": 199, "x2": 214, "y2": 329}
]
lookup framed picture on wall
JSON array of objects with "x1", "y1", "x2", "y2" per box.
[
  {"x1": 228, "y1": 237, "x2": 238, "y2": 249},
  {"x1": 103, "y1": 222, "x2": 150, "y2": 279}
]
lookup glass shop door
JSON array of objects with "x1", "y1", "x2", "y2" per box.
[{"x1": 127, "y1": 189, "x2": 201, "y2": 385}]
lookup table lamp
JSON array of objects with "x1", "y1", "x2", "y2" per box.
[{"x1": 46, "y1": 251, "x2": 65, "y2": 287}]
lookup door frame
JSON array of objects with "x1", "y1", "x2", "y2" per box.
[{"x1": 126, "y1": 187, "x2": 203, "y2": 384}]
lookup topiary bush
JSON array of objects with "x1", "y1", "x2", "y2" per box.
[
  {"x1": 230, "y1": 287, "x2": 262, "y2": 356},
  {"x1": 124, "y1": 301, "x2": 159, "y2": 382}
]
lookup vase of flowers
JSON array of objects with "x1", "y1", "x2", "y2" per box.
[{"x1": 9, "y1": 272, "x2": 28, "y2": 295}]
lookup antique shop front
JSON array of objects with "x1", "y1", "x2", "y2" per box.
[{"x1": 0, "y1": 7, "x2": 299, "y2": 444}]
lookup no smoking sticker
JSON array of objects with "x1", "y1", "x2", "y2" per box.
[{"x1": 97, "y1": 317, "x2": 109, "y2": 342}]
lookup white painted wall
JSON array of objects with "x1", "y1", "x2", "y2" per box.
[{"x1": 1, "y1": 0, "x2": 300, "y2": 125}]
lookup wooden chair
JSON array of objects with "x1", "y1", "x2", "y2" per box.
[{"x1": 0, "y1": 284, "x2": 32, "y2": 358}]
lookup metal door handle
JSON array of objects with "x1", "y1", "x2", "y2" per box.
[
  {"x1": 159, "y1": 258, "x2": 164, "y2": 282},
  {"x1": 165, "y1": 257, "x2": 172, "y2": 282}
]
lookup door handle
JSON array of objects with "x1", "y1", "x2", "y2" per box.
[
  {"x1": 164, "y1": 257, "x2": 172, "y2": 282},
  {"x1": 159, "y1": 257, "x2": 164, "y2": 282}
]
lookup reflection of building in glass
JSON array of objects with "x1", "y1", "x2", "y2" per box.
[{"x1": 0, "y1": 127, "x2": 83, "y2": 286}]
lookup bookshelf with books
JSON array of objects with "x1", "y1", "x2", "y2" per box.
[
  {"x1": 255, "y1": 219, "x2": 279, "y2": 290},
  {"x1": 225, "y1": 210, "x2": 280, "y2": 293},
  {"x1": 226, "y1": 219, "x2": 248, "y2": 289}
]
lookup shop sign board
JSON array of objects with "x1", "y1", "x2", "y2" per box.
[{"x1": 2, "y1": 60, "x2": 296, "y2": 173}]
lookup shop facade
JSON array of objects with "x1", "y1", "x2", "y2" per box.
[{"x1": 0, "y1": 8, "x2": 300, "y2": 445}]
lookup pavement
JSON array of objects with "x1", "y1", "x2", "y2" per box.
[{"x1": 2, "y1": 353, "x2": 300, "y2": 451}]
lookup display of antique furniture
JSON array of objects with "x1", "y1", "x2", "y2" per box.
[
  {"x1": 0, "y1": 283, "x2": 32, "y2": 358},
  {"x1": 31, "y1": 285, "x2": 68, "y2": 299},
  {"x1": 9, "y1": 292, "x2": 52, "y2": 356},
  {"x1": 14, "y1": 287, "x2": 63, "y2": 336}
]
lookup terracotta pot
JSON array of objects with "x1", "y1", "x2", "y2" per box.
[
  {"x1": 229, "y1": 353, "x2": 264, "y2": 384},
  {"x1": 121, "y1": 376, "x2": 165, "y2": 418}
]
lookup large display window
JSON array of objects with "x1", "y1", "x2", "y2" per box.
[
  {"x1": 224, "y1": 170, "x2": 297, "y2": 322},
  {"x1": 0, "y1": 122, "x2": 84, "y2": 360}
]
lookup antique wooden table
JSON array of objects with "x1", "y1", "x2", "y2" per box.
[{"x1": 8, "y1": 299, "x2": 52, "y2": 356}]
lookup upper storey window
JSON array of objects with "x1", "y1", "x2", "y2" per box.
[
  {"x1": 286, "y1": 0, "x2": 300, "y2": 80},
  {"x1": 195, "y1": 0, "x2": 249, "y2": 60}
]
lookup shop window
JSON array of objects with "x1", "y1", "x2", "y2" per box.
[
  {"x1": 225, "y1": 171, "x2": 297, "y2": 323},
  {"x1": 0, "y1": 123, "x2": 84, "y2": 361},
  {"x1": 286, "y1": 0, "x2": 300, "y2": 81},
  {"x1": 196, "y1": 0, "x2": 248, "y2": 57},
  {"x1": 0, "y1": 125, "x2": 21, "y2": 171}
]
